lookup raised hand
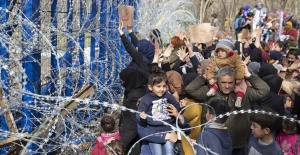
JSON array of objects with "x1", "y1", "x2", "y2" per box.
[
  {"x1": 176, "y1": 47, "x2": 188, "y2": 62},
  {"x1": 153, "y1": 42, "x2": 162, "y2": 63},
  {"x1": 163, "y1": 44, "x2": 173, "y2": 58},
  {"x1": 127, "y1": 24, "x2": 133, "y2": 33},
  {"x1": 118, "y1": 21, "x2": 124, "y2": 35},
  {"x1": 242, "y1": 61, "x2": 251, "y2": 78}
]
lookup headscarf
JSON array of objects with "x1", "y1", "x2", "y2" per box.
[
  {"x1": 137, "y1": 39, "x2": 155, "y2": 64},
  {"x1": 247, "y1": 62, "x2": 261, "y2": 75},
  {"x1": 257, "y1": 63, "x2": 278, "y2": 79},
  {"x1": 249, "y1": 48, "x2": 263, "y2": 63},
  {"x1": 262, "y1": 74, "x2": 283, "y2": 93},
  {"x1": 166, "y1": 71, "x2": 184, "y2": 95},
  {"x1": 119, "y1": 67, "x2": 148, "y2": 94},
  {"x1": 199, "y1": 59, "x2": 212, "y2": 74},
  {"x1": 284, "y1": 21, "x2": 293, "y2": 32}
]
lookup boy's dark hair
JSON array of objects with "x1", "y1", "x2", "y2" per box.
[
  {"x1": 105, "y1": 140, "x2": 124, "y2": 155},
  {"x1": 148, "y1": 65, "x2": 167, "y2": 86},
  {"x1": 250, "y1": 108, "x2": 280, "y2": 133},
  {"x1": 247, "y1": 12, "x2": 254, "y2": 18},
  {"x1": 208, "y1": 99, "x2": 230, "y2": 123},
  {"x1": 101, "y1": 116, "x2": 115, "y2": 133}
]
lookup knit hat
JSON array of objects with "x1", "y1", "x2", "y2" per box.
[
  {"x1": 269, "y1": 51, "x2": 282, "y2": 60},
  {"x1": 137, "y1": 39, "x2": 155, "y2": 64},
  {"x1": 215, "y1": 36, "x2": 234, "y2": 53},
  {"x1": 247, "y1": 62, "x2": 261, "y2": 75}
]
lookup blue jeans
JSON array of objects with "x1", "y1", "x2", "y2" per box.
[{"x1": 149, "y1": 141, "x2": 174, "y2": 155}]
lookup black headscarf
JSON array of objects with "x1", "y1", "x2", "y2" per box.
[
  {"x1": 262, "y1": 74, "x2": 283, "y2": 93},
  {"x1": 249, "y1": 48, "x2": 263, "y2": 63},
  {"x1": 258, "y1": 63, "x2": 278, "y2": 79},
  {"x1": 119, "y1": 67, "x2": 148, "y2": 94}
]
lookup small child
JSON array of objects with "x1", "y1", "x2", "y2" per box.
[
  {"x1": 195, "y1": 99, "x2": 232, "y2": 155},
  {"x1": 105, "y1": 140, "x2": 124, "y2": 155},
  {"x1": 206, "y1": 37, "x2": 245, "y2": 107},
  {"x1": 92, "y1": 116, "x2": 121, "y2": 155},
  {"x1": 276, "y1": 115, "x2": 300, "y2": 155},
  {"x1": 246, "y1": 108, "x2": 283, "y2": 155},
  {"x1": 137, "y1": 65, "x2": 181, "y2": 155}
]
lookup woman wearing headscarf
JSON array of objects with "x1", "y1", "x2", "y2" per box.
[
  {"x1": 119, "y1": 67, "x2": 148, "y2": 155},
  {"x1": 166, "y1": 70, "x2": 185, "y2": 101},
  {"x1": 118, "y1": 22, "x2": 154, "y2": 72},
  {"x1": 282, "y1": 21, "x2": 298, "y2": 43}
]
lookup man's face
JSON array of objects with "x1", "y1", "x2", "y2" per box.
[{"x1": 218, "y1": 75, "x2": 235, "y2": 94}]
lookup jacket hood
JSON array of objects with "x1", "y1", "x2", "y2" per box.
[
  {"x1": 206, "y1": 126, "x2": 231, "y2": 149},
  {"x1": 257, "y1": 2, "x2": 263, "y2": 7},
  {"x1": 245, "y1": 5, "x2": 251, "y2": 10}
]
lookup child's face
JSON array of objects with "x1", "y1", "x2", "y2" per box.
[
  {"x1": 217, "y1": 49, "x2": 227, "y2": 59},
  {"x1": 274, "y1": 43, "x2": 282, "y2": 51},
  {"x1": 284, "y1": 97, "x2": 292, "y2": 108},
  {"x1": 251, "y1": 122, "x2": 269, "y2": 138},
  {"x1": 282, "y1": 122, "x2": 297, "y2": 135},
  {"x1": 205, "y1": 109, "x2": 213, "y2": 121},
  {"x1": 148, "y1": 81, "x2": 167, "y2": 97}
]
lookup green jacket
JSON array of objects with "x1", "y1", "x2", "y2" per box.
[{"x1": 185, "y1": 74, "x2": 270, "y2": 149}]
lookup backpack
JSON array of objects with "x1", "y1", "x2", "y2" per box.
[{"x1": 234, "y1": 17, "x2": 245, "y2": 30}]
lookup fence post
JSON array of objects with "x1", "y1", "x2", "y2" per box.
[{"x1": 21, "y1": 0, "x2": 41, "y2": 152}]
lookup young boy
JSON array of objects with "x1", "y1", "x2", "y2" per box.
[
  {"x1": 196, "y1": 100, "x2": 232, "y2": 155},
  {"x1": 246, "y1": 108, "x2": 283, "y2": 155}
]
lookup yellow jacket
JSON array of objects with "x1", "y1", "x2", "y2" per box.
[
  {"x1": 181, "y1": 98, "x2": 202, "y2": 155},
  {"x1": 207, "y1": 52, "x2": 244, "y2": 80}
]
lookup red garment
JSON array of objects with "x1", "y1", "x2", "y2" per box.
[
  {"x1": 282, "y1": 29, "x2": 298, "y2": 42},
  {"x1": 259, "y1": 48, "x2": 269, "y2": 62},
  {"x1": 92, "y1": 131, "x2": 121, "y2": 155}
]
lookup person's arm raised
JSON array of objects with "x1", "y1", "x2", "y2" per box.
[{"x1": 119, "y1": 22, "x2": 143, "y2": 64}]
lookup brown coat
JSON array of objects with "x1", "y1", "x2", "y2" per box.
[{"x1": 207, "y1": 52, "x2": 244, "y2": 80}]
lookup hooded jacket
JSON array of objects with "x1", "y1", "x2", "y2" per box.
[{"x1": 196, "y1": 123, "x2": 232, "y2": 155}]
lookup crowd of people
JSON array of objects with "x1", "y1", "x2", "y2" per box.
[{"x1": 91, "y1": 2, "x2": 300, "y2": 155}]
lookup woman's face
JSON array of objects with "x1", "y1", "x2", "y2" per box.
[{"x1": 287, "y1": 54, "x2": 296, "y2": 63}]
